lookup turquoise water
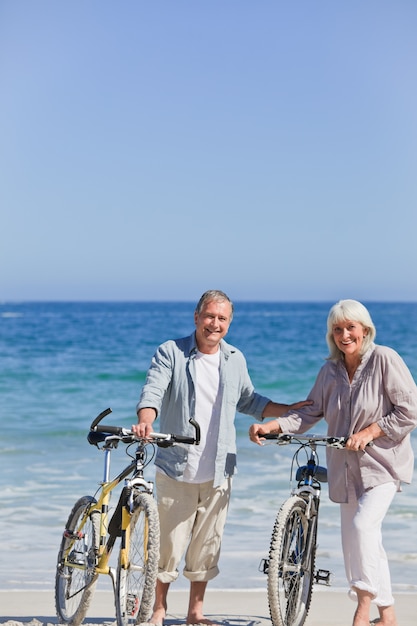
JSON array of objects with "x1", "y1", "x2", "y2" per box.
[{"x1": 1, "y1": 301, "x2": 416, "y2": 592}]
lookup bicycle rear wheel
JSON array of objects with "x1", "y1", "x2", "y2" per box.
[
  {"x1": 115, "y1": 491, "x2": 160, "y2": 626},
  {"x1": 55, "y1": 496, "x2": 100, "y2": 626},
  {"x1": 267, "y1": 494, "x2": 316, "y2": 626}
]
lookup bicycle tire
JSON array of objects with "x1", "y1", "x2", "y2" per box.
[
  {"x1": 267, "y1": 494, "x2": 317, "y2": 626},
  {"x1": 55, "y1": 496, "x2": 100, "y2": 626},
  {"x1": 115, "y1": 491, "x2": 160, "y2": 626}
]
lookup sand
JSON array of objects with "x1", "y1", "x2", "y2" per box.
[{"x1": 0, "y1": 589, "x2": 416, "y2": 626}]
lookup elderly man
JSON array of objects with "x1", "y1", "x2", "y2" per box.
[{"x1": 133, "y1": 289, "x2": 309, "y2": 625}]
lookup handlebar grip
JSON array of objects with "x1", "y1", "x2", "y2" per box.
[
  {"x1": 94, "y1": 424, "x2": 126, "y2": 435},
  {"x1": 90, "y1": 408, "x2": 113, "y2": 429},
  {"x1": 172, "y1": 435, "x2": 197, "y2": 444},
  {"x1": 189, "y1": 418, "x2": 201, "y2": 445},
  {"x1": 87, "y1": 424, "x2": 134, "y2": 446},
  {"x1": 263, "y1": 433, "x2": 291, "y2": 441}
]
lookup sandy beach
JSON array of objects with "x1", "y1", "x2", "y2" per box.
[{"x1": 0, "y1": 589, "x2": 416, "y2": 626}]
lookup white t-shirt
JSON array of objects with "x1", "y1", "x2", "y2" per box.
[{"x1": 182, "y1": 349, "x2": 221, "y2": 483}]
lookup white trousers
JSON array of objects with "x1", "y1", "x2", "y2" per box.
[{"x1": 340, "y1": 481, "x2": 397, "y2": 607}]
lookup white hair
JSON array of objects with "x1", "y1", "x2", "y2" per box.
[{"x1": 326, "y1": 299, "x2": 376, "y2": 360}]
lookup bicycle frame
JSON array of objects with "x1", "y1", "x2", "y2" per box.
[
  {"x1": 292, "y1": 442, "x2": 329, "y2": 585},
  {"x1": 61, "y1": 437, "x2": 153, "y2": 585}
]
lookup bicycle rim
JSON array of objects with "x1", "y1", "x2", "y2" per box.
[
  {"x1": 55, "y1": 496, "x2": 100, "y2": 626},
  {"x1": 115, "y1": 491, "x2": 160, "y2": 626},
  {"x1": 267, "y1": 495, "x2": 316, "y2": 626}
]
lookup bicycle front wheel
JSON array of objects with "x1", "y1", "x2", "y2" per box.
[
  {"x1": 55, "y1": 496, "x2": 100, "y2": 626},
  {"x1": 115, "y1": 491, "x2": 160, "y2": 626},
  {"x1": 267, "y1": 494, "x2": 316, "y2": 626}
]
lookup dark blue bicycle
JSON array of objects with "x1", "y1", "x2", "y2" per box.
[{"x1": 261, "y1": 433, "x2": 346, "y2": 626}]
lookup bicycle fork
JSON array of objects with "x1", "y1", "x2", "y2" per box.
[
  {"x1": 293, "y1": 488, "x2": 331, "y2": 586},
  {"x1": 118, "y1": 476, "x2": 154, "y2": 569}
]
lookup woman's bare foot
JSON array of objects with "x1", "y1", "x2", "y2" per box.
[
  {"x1": 376, "y1": 604, "x2": 398, "y2": 626},
  {"x1": 352, "y1": 612, "x2": 371, "y2": 626},
  {"x1": 352, "y1": 588, "x2": 372, "y2": 626}
]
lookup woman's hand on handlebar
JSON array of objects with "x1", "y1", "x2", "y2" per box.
[
  {"x1": 345, "y1": 424, "x2": 379, "y2": 451},
  {"x1": 249, "y1": 420, "x2": 282, "y2": 446}
]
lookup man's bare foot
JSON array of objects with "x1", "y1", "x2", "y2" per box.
[
  {"x1": 186, "y1": 617, "x2": 219, "y2": 626},
  {"x1": 148, "y1": 579, "x2": 169, "y2": 626},
  {"x1": 146, "y1": 608, "x2": 165, "y2": 626}
]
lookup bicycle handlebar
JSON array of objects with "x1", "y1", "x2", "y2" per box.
[
  {"x1": 263, "y1": 433, "x2": 347, "y2": 448},
  {"x1": 88, "y1": 408, "x2": 201, "y2": 447}
]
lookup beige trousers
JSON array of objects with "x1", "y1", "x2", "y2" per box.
[{"x1": 155, "y1": 472, "x2": 232, "y2": 583}]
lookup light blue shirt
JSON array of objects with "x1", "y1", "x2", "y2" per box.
[{"x1": 137, "y1": 332, "x2": 270, "y2": 486}]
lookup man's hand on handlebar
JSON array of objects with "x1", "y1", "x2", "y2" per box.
[
  {"x1": 132, "y1": 407, "x2": 157, "y2": 439},
  {"x1": 131, "y1": 422, "x2": 154, "y2": 439}
]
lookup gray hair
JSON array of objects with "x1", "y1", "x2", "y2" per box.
[
  {"x1": 195, "y1": 290, "x2": 234, "y2": 321},
  {"x1": 326, "y1": 299, "x2": 376, "y2": 360}
]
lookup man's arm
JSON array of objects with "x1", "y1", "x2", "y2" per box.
[
  {"x1": 261, "y1": 399, "x2": 312, "y2": 418},
  {"x1": 132, "y1": 407, "x2": 157, "y2": 438}
]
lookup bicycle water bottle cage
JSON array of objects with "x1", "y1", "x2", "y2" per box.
[{"x1": 296, "y1": 465, "x2": 328, "y2": 483}]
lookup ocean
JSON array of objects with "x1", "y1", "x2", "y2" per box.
[{"x1": 1, "y1": 301, "x2": 416, "y2": 594}]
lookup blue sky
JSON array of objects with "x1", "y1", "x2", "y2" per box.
[{"x1": 1, "y1": 1, "x2": 416, "y2": 302}]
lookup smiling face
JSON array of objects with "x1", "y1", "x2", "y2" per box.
[
  {"x1": 332, "y1": 319, "x2": 368, "y2": 362},
  {"x1": 194, "y1": 298, "x2": 232, "y2": 354}
]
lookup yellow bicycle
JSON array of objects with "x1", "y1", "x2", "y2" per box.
[{"x1": 55, "y1": 408, "x2": 200, "y2": 626}]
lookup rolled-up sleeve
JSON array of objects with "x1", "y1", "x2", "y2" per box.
[{"x1": 377, "y1": 349, "x2": 417, "y2": 441}]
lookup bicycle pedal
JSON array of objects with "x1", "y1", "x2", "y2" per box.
[
  {"x1": 126, "y1": 594, "x2": 139, "y2": 616},
  {"x1": 64, "y1": 529, "x2": 84, "y2": 540},
  {"x1": 314, "y1": 569, "x2": 331, "y2": 585},
  {"x1": 259, "y1": 558, "x2": 269, "y2": 574},
  {"x1": 67, "y1": 552, "x2": 85, "y2": 566}
]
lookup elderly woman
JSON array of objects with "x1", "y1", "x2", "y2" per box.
[{"x1": 249, "y1": 300, "x2": 417, "y2": 626}]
